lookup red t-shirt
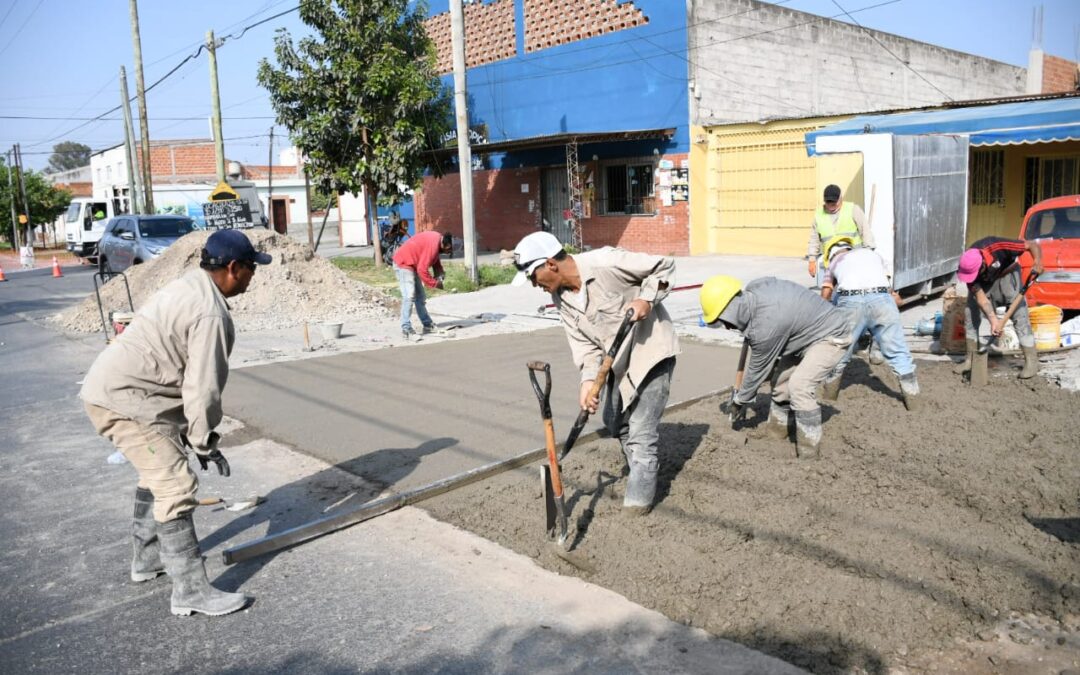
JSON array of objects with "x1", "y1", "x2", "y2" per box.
[{"x1": 392, "y1": 231, "x2": 444, "y2": 288}]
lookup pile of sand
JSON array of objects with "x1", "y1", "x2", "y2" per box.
[{"x1": 55, "y1": 229, "x2": 394, "y2": 333}]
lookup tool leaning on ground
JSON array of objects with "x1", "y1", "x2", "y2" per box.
[
  {"x1": 557, "y1": 308, "x2": 637, "y2": 462},
  {"x1": 528, "y1": 361, "x2": 572, "y2": 549},
  {"x1": 971, "y1": 269, "x2": 1040, "y2": 385}
]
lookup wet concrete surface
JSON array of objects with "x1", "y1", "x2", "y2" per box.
[{"x1": 224, "y1": 328, "x2": 739, "y2": 492}]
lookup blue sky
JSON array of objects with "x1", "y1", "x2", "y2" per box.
[{"x1": 1, "y1": 0, "x2": 1077, "y2": 171}]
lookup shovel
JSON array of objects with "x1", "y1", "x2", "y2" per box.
[
  {"x1": 198, "y1": 495, "x2": 265, "y2": 512},
  {"x1": 528, "y1": 361, "x2": 571, "y2": 548},
  {"x1": 971, "y1": 269, "x2": 1039, "y2": 386},
  {"x1": 557, "y1": 309, "x2": 637, "y2": 462}
]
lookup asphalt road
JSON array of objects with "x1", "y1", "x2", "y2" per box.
[{"x1": 225, "y1": 327, "x2": 739, "y2": 493}]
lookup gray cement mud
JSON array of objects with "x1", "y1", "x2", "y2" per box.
[{"x1": 424, "y1": 359, "x2": 1080, "y2": 673}]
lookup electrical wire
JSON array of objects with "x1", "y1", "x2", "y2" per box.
[
  {"x1": 0, "y1": 0, "x2": 20, "y2": 33},
  {"x1": 0, "y1": 0, "x2": 44, "y2": 58},
  {"x1": 829, "y1": 0, "x2": 953, "y2": 102}
]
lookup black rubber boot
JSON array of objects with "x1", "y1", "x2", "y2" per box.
[
  {"x1": 953, "y1": 339, "x2": 976, "y2": 374},
  {"x1": 1019, "y1": 345, "x2": 1039, "y2": 379},
  {"x1": 131, "y1": 487, "x2": 165, "y2": 583},
  {"x1": 159, "y1": 513, "x2": 249, "y2": 617},
  {"x1": 899, "y1": 372, "x2": 921, "y2": 411},
  {"x1": 794, "y1": 409, "x2": 822, "y2": 459}
]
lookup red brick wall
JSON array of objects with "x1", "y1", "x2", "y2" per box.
[
  {"x1": 243, "y1": 165, "x2": 300, "y2": 180},
  {"x1": 426, "y1": 0, "x2": 516, "y2": 74},
  {"x1": 415, "y1": 166, "x2": 542, "y2": 252},
  {"x1": 55, "y1": 181, "x2": 92, "y2": 198},
  {"x1": 415, "y1": 153, "x2": 689, "y2": 255},
  {"x1": 1043, "y1": 54, "x2": 1079, "y2": 93}
]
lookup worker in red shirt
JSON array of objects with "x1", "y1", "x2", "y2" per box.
[
  {"x1": 955, "y1": 236, "x2": 1044, "y2": 380},
  {"x1": 392, "y1": 230, "x2": 453, "y2": 339}
]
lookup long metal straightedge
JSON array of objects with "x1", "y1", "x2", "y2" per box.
[{"x1": 222, "y1": 387, "x2": 728, "y2": 565}]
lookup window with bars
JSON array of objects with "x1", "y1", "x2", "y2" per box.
[
  {"x1": 1023, "y1": 156, "x2": 1080, "y2": 212},
  {"x1": 970, "y1": 149, "x2": 1004, "y2": 206},
  {"x1": 601, "y1": 162, "x2": 655, "y2": 215}
]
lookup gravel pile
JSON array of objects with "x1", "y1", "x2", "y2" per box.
[{"x1": 55, "y1": 229, "x2": 394, "y2": 333}]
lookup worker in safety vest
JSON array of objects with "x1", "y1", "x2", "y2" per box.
[{"x1": 807, "y1": 184, "x2": 875, "y2": 287}]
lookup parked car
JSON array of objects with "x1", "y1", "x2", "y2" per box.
[
  {"x1": 1019, "y1": 195, "x2": 1080, "y2": 311},
  {"x1": 97, "y1": 214, "x2": 196, "y2": 273}
]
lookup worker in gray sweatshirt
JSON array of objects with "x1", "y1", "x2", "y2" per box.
[{"x1": 700, "y1": 276, "x2": 853, "y2": 458}]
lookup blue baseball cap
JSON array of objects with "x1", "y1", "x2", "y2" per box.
[{"x1": 203, "y1": 229, "x2": 272, "y2": 266}]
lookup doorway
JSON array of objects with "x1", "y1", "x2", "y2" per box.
[
  {"x1": 271, "y1": 197, "x2": 289, "y2": 234},
  {"x1": 541, "y1": 167, "x2": 572, "y2": 244}
]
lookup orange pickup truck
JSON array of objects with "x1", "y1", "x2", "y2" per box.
[{"x1": 1019, "y1": 195, "x2": 1080, "y2": 311}]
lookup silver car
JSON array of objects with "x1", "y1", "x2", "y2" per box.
[{"x1": 97, "y1": 215, "x2": 196, "y2": 273}]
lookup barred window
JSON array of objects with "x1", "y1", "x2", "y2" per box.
[
  {"x1": 970, "y1": 149, "x2": 1004, "y2": 206},
  {"x1": 1024, "y1": 156, "x2": 1080, "y2": 211},
  {"x1": 600, "y1": 162, "x2": 655, "y2": 215}
]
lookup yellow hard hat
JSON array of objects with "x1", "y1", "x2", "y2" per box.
[
  {"x1": 824, "y1": 235, "x2": 856, "y2": 267},
  {"x1": 699, "y1": 275, "x2": 743, "y2": 324}
]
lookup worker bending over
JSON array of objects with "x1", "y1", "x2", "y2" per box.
[
  {"x1": 511, "y1": 232, "x2": 678, "y2": 515},
  {"x1": 954, "y1": 236, "x2": 1044, "y2": 381},
  {"x1": 700, "y1": 276, "x2": 852, "y2": 458},
  {"x1": 81, "y1": 230, "x2": 270, "y2": 617},
  {"x1": 819, "y1": 236, "x2": 921, "y2": 410}
]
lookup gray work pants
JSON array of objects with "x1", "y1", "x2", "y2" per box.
[
  {"x1": 964, "y1": 266, "x2": 1035, "y2": 349},
  {"x1": 771, "y1": 339, "x2": 848, "y2": 412},
  {"x1": 602, "y1": 357, "x2": 675, "y2": 474}
]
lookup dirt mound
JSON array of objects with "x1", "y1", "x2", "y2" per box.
[
  {"x1": 425, "y1": 359, "x2": 1080, "y2": 673},
  {"x1": 55, "y1": 229, "x2": 394, "y2": 332}
]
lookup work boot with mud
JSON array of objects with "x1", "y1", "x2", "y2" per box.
[
  {"x1": 899, "y1": 372, "x2": 921, "y2": 411},
  {"x1": 970, "y1": 348, "x2": 989, "y2": 386},
  {"x1": 766, "y1": 400, "x2": 791, "y2": 439},
  {"x1": 820, "y1": 374, "x2": 842, "y2": 402},
  {"x1": 953, "y1": 339, "x2": 977, "y2": 374},
  {"x1": 794, "y1": 409, "x2": 823, "y2": 459},
  {"x1": 623, "y1": 460, "x2": 657, "y2": 516},
  {"x1": 160, "y1": 513, "x2": 249, "y2": 617},
  {"x1": 1019, "y1": 344, "x2": 1039, "y2": 379},
  {"x1": 131, "y1": 487, "x2": 165, "y2": 583}
]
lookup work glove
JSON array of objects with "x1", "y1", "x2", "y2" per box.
[
  {"x1": 186, "y1": 432, "x2": 231, "y2": 477},
  {"x1": 720, "y1": 394, "x2": 748, "y2": 426}
]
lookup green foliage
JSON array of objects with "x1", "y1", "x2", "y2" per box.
[
  {"x1": 48, "y1": 141, "x2": 91, "y2": 173},
  {"x1": 257, "y1": 0, "x2": 452, "y2": 211},
  {"x1": 0, "y1": 159, "x2": 72, "y2": 244},
  {"x1": 439, "y1": 262, "x2": 517, "y2": 294},
  {"x1": 331, "y1": 256, "x2": 518, "y2": 298}
]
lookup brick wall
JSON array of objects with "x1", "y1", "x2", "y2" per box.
[
  {"x1": 1043, "y1": 54, "x2": 1079, "y2": 93},
  {"x1": 426, "y1": 0, "x2": 517, "y2": 74},
  {"x1": 54, "y1": 181, "x2": 92, "y2": 198},
  {"x1": 242, "y1": 165, "x2": 301, "y2": 180},
  {"x1": 415, "y1": 152, "x2": 689, "y2": 255},
  {"x1": 135, "y1": 141, "x2": 217, "y2": 180}
]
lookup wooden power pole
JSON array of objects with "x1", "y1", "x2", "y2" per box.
[
  {"x1": 207, "y1": 30, "x2": 226, "y2": 183},
  {"x1": 129, "y1": 0, "x2": 154, "y2": 213},
  {"x1": 450, "y1": 0, "x2": 478, "y2": 283},
  {"x1": 119, "y1": 66, "x2": 143, "y2": 214}
]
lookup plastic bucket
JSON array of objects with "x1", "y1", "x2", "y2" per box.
[
  {"x1": 1028, "y1": 304, "x2": 1063, "y2": 351},
  {"x1": 321, "y1": 322, "x2": 343, "y2": 340}
]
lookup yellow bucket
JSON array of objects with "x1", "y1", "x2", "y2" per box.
[{"x1": 1028, "y1": 304, "x2": 1063, "y2": 351}]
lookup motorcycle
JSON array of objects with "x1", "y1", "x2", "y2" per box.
[{"x1": 379, "y1": 217, "x2": 410, "y2": 263}]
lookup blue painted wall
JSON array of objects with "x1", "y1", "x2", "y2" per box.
[{"x1": 427, "y1": 0, "x2": 689, "y2": 169}]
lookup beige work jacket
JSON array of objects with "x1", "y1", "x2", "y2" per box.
[
  {"x1": 80, "y1": 269, "x2": 234, "y2": 450},
  {"x1": 553, "y1": 247, "x2": 679, "y2": 411}
]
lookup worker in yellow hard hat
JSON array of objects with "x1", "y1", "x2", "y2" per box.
[{"x1": 700, "y1": 275, "x2": 853, "y2": 458}]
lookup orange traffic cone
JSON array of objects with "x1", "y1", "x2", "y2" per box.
[
  {"x1": 51, "y1": 256, "x2": 63, "y2": 278},
  {"x1": 0, "y1": 264, "x2": 7, "y2": 282}
]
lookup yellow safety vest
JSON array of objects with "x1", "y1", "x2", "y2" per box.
[{"x1": 815, "y1": 202, "x2": 862, "y2": 245}]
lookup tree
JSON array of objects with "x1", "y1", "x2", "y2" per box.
[
  {"x1": 47, "y1": 141, "x2": 92, "y2": 173},
  {"x1": 258, "y1": 0, "x2": 452, "y2": 264},
  {"x1": 1, "y1": 158, "x2": 72, "y2": 246}
]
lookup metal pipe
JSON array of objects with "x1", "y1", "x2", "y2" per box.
[{"x1": 222, "y1": 387, "x2": 727, "y2": 565}]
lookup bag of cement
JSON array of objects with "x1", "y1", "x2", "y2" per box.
[
  {"x1": 990, "y1": 307, "x2": 1019, "y2": 352},
  {"x1": 1061, "y1": 315, "x2": 1080, "y2": 347}
]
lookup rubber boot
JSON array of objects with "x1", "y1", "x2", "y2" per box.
[
  {"x1": 131, "y1": 487, "x2": 165, "y2": 583},
  {"x1": 1019, "y1": 344, "x2": 1039, "y2": 379},
  {"x1": 899, "y1": 372, "x2": 921, "y2": 412},
  {"x1": 766, "y1": 400, "x2": 791, "y2": 440},
  {"x1": 623, "y1": 460, "x2": 657, "y2": 517},
  {"x1": 794, "y1": 409, "x2": 822, "y2": 459},
  {"x1": 970, "y1": 348, "x2": 989, "y2": 387},
  {"x1": 953, "y1": 339, "x2": 976, "y2": 374},
  {"x1": 159, "y1": 513, "x2": 249, "y2": 617},
  {"x1": 820, "y1": 374, "x2": 842, "y2": 402}
]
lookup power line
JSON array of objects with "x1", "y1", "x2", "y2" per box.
[
  {"x1": 829, "y1": 0, "x2": 953, "y2": 102},
  {"x1": 0, "y1": 0, "x2": 44, "y2": 58},
  {"x1": 0, "y1": 0, "x2": 20, "y2": 33},
  {"x1": 1, "y1": 115, "x2": 277, "y2": 121}
]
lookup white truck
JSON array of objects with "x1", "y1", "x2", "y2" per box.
[{"x1": 64, "y1": 198, "x2": 117, "y2": 260}]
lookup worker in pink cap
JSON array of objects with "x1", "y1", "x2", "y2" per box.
[{"x1": 954, "y1": 236, "x2": 1043, "y2": 381}]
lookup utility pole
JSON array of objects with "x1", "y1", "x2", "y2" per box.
[
  {"x1": 119, "y1": 66, "x2": 143, "y2": 214},
  {"x1": 14, "y1": 144, "x2": 31, "y2": 248},
  {"x1": 450, "y1": 0, "x2": 478, "y2": 283},
  {"x1": 6, "y1": 148, "x2": 20, "y2": 251},
  {"x1": 129, "y1": 0, "x2": 154, "y2": 213},
  {"x1": 267, "y1": 127, "x2": 274, "y2": 232},
  {"x1": 206, "y1": 30, "x2": 225, "y2": 183}
]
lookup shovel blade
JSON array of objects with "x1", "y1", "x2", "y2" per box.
[{"x1": 541, "y1": 464, "x2": 557, "y2": 537}]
